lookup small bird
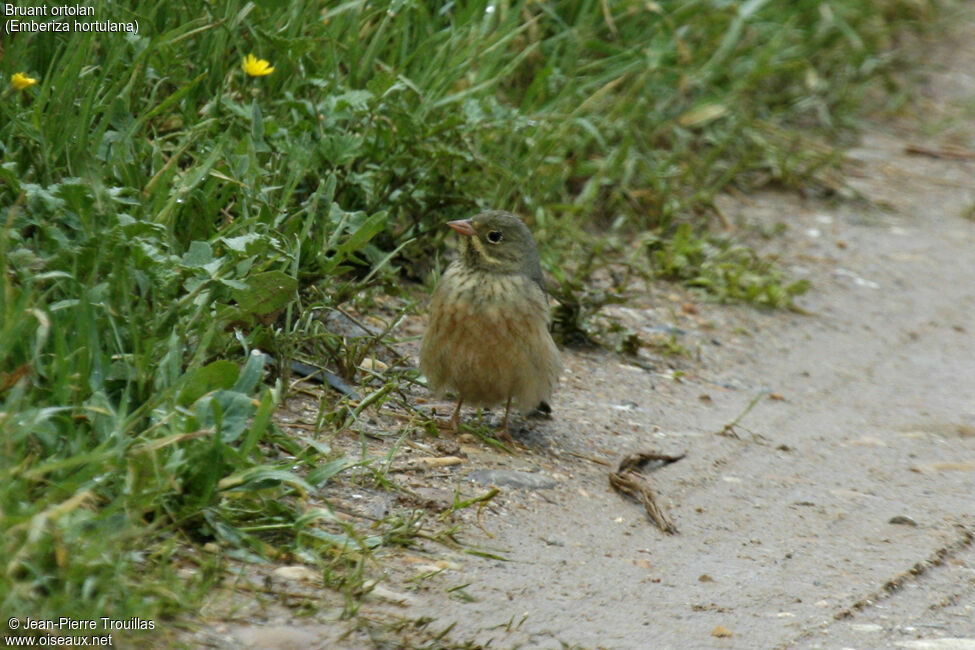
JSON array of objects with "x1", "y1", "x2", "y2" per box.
[{"x1": 420, "y1": 210, "x2": 562, "y2": 437}]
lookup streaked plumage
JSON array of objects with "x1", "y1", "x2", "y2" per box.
[{"x1": 420, "y1": 210, "x2": 562, "y2": 435}]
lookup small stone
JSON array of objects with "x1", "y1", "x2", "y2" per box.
[
  {"x1": 889, "y1": 515, "x2": 918, "y2": 526},
  {"x1": 359, "y1": 357, "x2": 388, "y2": 372},
  {"x1": 850, "y1": 436, "x2": 886, "y2": 447},
  {"x1": 411, "y1": 486, "x2": 455, "y2": 510},
  {"x1": 851, "y1": 623, "x2": 883, "y2": 632},
  {"x1": 711, "y1": 625, "x2": 733, "y2": 638},
  {"x1": 365, "y1": 582, "x2": 416, "y2": 606},
  {"x1": 468, "y1": 469, "x2": 556, "y2": 490},
  {"x1": 272, "y1": 565, "x2": 321, "y2": 584}
]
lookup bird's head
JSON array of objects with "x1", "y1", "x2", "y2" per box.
[{"x1": 447, "y1": 210, "x2": 544, "y2": 284}]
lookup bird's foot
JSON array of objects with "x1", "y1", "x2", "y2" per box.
[{"x1": 494, "y1": 426, "x2": 516, "y2": 445}]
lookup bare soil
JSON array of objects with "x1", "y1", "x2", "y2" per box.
[{"x1": 194, "y1": 7, "x2": 975, "y2": 650}]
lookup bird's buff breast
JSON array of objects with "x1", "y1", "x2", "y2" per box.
[{"x1": 420, "y1": 264, "x2": 561, "y2": 410}]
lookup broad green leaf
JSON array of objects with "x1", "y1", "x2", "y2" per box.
[
  {"x1": 232, "y1": 350, "x2": 269, "y2": 395},
  {"x1": 307, "y1": 457, "x2": 354, "y2": 486},
  {"x1": 232, "y1": 271, "x2": 298, "y2": 316},
  {"x1": 177, "y1": 360, "x2": 240, "y2": 407},
  {"x1": 194, "y1": 389, "x2": 254, "y2": 443},
  {"x1": 338, "y1": 211, "x2": 387, "y2": 254},
  {"x1": 181, "y1": 241, "x2": 213, "y2": 267}
]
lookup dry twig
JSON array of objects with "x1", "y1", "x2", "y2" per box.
[
  {"x1": 609, "y1": 451, "x2": 684, "y2": 534},
  {"x1": 904, "y1": 143, "x2": 975, "y2": 161}
]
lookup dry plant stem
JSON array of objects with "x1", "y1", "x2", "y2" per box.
[
  {"x1": 609, "y1": 471, "x2": 677, "y2": 535},
  {"x1": 617, "y1": 451, "x2": 686, "y2": 471},
  {"x1": 833, "y1": 525, "x2": 975, "y2": 620},
  {"x1": 610, "y1": 451, "x2": 685, "y2": 535},
  {"x1": 335, "y1": 305, "x2": 410, "y2": 365},
  {"x1": 563, "y1": 450, "x2": 614, "y2": 467},
  {"x1": 904, "y1": 143, "x2": 975, "y2": 160},
  {"x1": 719, "y1": 391, "x2": 764, "y2": 437}
]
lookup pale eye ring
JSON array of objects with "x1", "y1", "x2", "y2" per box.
[{"x1": 487, "y1": 230, "x2": 503, "y2": 244}]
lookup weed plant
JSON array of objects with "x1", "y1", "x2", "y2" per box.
[{"x1": 1, "y1": 0, "x2": 941, "y2": 635}]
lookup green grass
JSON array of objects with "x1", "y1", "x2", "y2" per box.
[{"x1": 1, "y1": 0, "x2": 943, "y2": 641}]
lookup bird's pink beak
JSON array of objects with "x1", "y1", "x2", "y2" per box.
[{"x1": 446, "y1": 219, "x2": 475, "y2": 236}]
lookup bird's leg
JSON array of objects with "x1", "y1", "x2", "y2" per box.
[
  {"x1": 501, "y1": 397, "x2": 512, "y2": 432},
  {"x1": 449, "y1": 398, "x2": 463, "y2": 432},
  {"x1": 497, "y1": 396, "x2": 515, "y2": 443}
]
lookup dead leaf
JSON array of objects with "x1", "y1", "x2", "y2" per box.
[
  {"x1": 679, "y1": 104, "x2": 729, "y2": 127},
  {"x1": 0, "y1": 364, "x2": 29, "y2": 392},
  {"x1": 956, "y1": 424, "x2": 975, "y2": 437}
]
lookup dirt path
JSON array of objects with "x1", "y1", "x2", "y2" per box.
[
  {"x1": 364, "y1": 12, "x2": 975, "y2": 649},
  {"x1": 372, "y1": 142, "x2": 975, "y2": 648},
  {"x1": 210, "y1": 8, "x2": 975, "y2": 650}
]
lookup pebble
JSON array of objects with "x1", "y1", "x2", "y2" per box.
[
  {"x1": 271, "y1": 565, "x2": 320, "y2": 584},
  {"x1": 468, "y1": 469, "x2": 556, "y2": 489},
  {"x1": 850, "y1": 623, "x2": 883, "y2": 632},
  {"x1": 889, "y1": 515, "x2": 919, "y2": 526}
]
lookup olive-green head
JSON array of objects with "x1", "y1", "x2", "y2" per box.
[{"x1": 447, "y1": 210, "x2": 544, "y2": 285}]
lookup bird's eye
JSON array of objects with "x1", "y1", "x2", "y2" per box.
[{"x1": 487, "y1": 230, "x2": 503, "y2": 244}]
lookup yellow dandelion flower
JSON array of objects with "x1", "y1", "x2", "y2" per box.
[
  {"x1": 242, "y1": 54, "x2": 274, "y2": 77},
  {"x1": 11, "y1": 72, "x2": 38, "y2": 91}
]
